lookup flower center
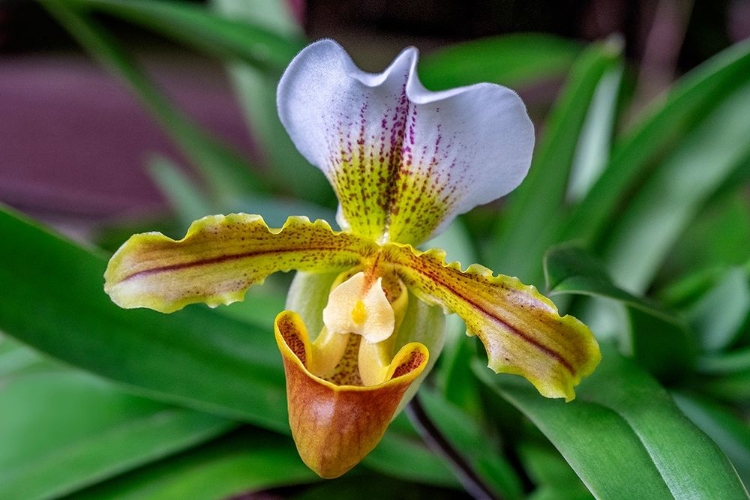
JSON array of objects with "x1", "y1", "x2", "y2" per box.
[{"x1": 322, "y1": 271, "x2": 395, "y2": 344}]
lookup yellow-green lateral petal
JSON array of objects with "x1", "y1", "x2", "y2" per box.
[
  {"x1": 382, "y1": 244, "x2": 601, "y2": 401},
  {"x1": 104, "y1": 215, "x2": 377, "y2": 313}
]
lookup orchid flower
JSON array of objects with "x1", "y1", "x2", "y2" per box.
[{"x1": 104, "y1": 40, "x2": 600, "y2": 479}]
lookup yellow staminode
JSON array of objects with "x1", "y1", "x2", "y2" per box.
[{"x1": 351, "y1": 300, "x2": 367, "y2": 325}]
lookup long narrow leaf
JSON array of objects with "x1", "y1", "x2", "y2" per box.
[
  {"x1": 567, "y1": 65, "x2": 623, "y2": 201},
  {"x1": 699, "y1": 371, "x2": 750, "y2": 403},
  {"x1": 213, "y1": 0, "x2": 332, "y2": 202},
  {"x1": 0, "y1": 336, "x2": 56, "y2": 377},
  {"x1": 147, "y1": 155, "x2": 215, "y2": 228},
  {"x1": 0, "y1": 371, "x2": 233, "y2": 500},
  {"x1": 672, "y1": 391, "x2": 750, "y2": 488},
  {"x1": 518, "y1": 441, "x2": 591, "y2": 499},
  {"x1": 68, "y1": 0, "x2": 304, "y2": 72},
  {"x1": 475, "y1": 345, "x2": 748, "y2": 499},
  {"x1": 489, "y1": 38, "x2": 622, "y2": 285},
  {"x1": 419, "y1": 34, "x2": 582, "y2": 90},
  {"x1": 363, "y1": 414, "x2": 459, "y2": 488},
  {"x1": 0, "y1": 205, "x2": 288, "y2": 430},
  {"x1": 601, "y1": 80, "x2": 750, "y2": 293},
  {"x1": 544, "y1": 244, "x2": 694, "y2": 379},
  {"x1": 561, "y1": 38, "x2": 750, "y2": 245},
  {"x1": 688, "y1": 267, "x2": 750, "y2": 352},
  {"x1": 72, "y1": 430, "x2": 317, "y2": 500},
  {"x1": 418, "y1": 389, "x2": 524, "y2": 500},
  {"x1": 42, "y1": 1, "x2": 268, "y2": 202}
]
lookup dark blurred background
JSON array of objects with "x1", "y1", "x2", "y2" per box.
[{"x1": 1, "y1": 0, "x2": 749, "y2": 238}]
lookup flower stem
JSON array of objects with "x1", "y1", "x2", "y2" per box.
[{"x1": 406, "y1": 395, "x2": 500, "y2": 500}]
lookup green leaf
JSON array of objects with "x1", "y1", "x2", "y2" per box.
[
  {"x1": 561, "y1": 38, "x2": 750, "y2": 246},
  {"x1": 672, "y1": 392, "x2": 750, "y2": 488},
  {"x1": 65, "y1": 0, "x2": 330, "y2": 202},
  {"x1": 215, "y1": 281, "x2": 288, "y2": 326},
  {"x1": 0, "y1": 336, "x2": 56, "y2": 377},
  {"x1": 657, "y1": 265, "x2": 730, "y2": 309},
  {"x1": 418, "y1": 389, "x2": 524, "y2": 500},
  {"x1": 0, "y1": 204, "x2": 289, "y2": 431},
  {"x1": 41, "y1": 1, "x2": 268, "y2": 203},
  {"x1": 698, "y1": 348, "x2": 750, "y2": 375},
  {"x1": 544, "y1": 245, "x2": 675, "y2": 320},
  {"x1": 518, "y1": 441, "x2": 588, "y2": 492},
  {"x1": 543, "y1": 244, "x2": 695, "y2": 378},
  {"x1": 519, "y1": 441, "x2": 592, "y2": 500},
  {"x1": 419, "y1": 34, "x2": 582, "y2": 90},
  {"x1": 356, "y1": 415, "x2": 456, "y2": 487},
  {"x1": 627, "y1": 308, "x2": 696, "y2": 382},
  {"x1": 291, "y1": 474, "x2": 461, "y2": 500},
  {"x1": 701, "y1": 371, "x2": 750, "y2": 404},
  {"x1": 489, "y1": 38, "x2": 623, "y2": 285},
  {"x1": 67, "y1": 0, "x2": 304, "y2": 72},
  {"x1": 363, "y1": 414, "x2": 459, "y2": 488},
  {"x1": 0, "y1": 371, "x2": 233, "y2": 500},
  {"x1": 438, "y1": 334, "x2": 483, "y2": 416},
  {"x1": 222, "y1": 61, "x2": 330, "y2": 202},
  {"x1": 474, "y1": 344, "x2": 749, "y2": 499},
  {"x1": 212, "y1": 0, "x2": 331, "y2": 203},
  {"x1": 688, "y1": 267, "x2": 750, "y2": 352},
  {"x1": 72, "y1": 430, "x2": 317, "y2": 500},
  {"x1": 567, "y1": 64, "x2": 623, "y2": 201},
  {"x1": 147, "y1": 155, "x2": 215, "y2": 228},
  {"x1": 211, "y1": 0, "x2": 302, "y2": 37},
  {"x1": 600, "y1": 80, "x2": 750, "y2": 294},
  {"x1": 529, "y1": 486, "x2": 593, "y2": 500},
  {"x1": 668, "y1": 193, "x2": 750, "y2": 278}
]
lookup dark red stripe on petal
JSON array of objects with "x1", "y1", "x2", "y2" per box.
[
  {"x1": 456, "y1": 287, "x2": 575, "y2": 375},
  {"x1": 400, "y1": 265, "x2": 575, "y2": 375},
  {"x1": 118, "y1": 247, "x2": 362, "y2": 283}
]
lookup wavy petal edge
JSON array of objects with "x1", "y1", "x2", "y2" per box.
[
  {"x1": 382, "y1": 244, "x2": 601, "y2": 401},
  {"x1": 104, "y1": 214, "x2": 376, "y2": 313}
]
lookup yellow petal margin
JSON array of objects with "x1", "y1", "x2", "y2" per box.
[
  {"x1": 382, "y1": 244, "x2": 601, "y2": 401},
  {"x1": 275, "y1": 311, "x2": 429, "y2": 478},
  {"x1": 104, "y1": 215, "x2": 377, "y2": 313}
]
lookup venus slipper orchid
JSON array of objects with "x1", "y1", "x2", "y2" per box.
[{"x1": 104, "y1": 39, "x2": 601, "y2": 479}]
